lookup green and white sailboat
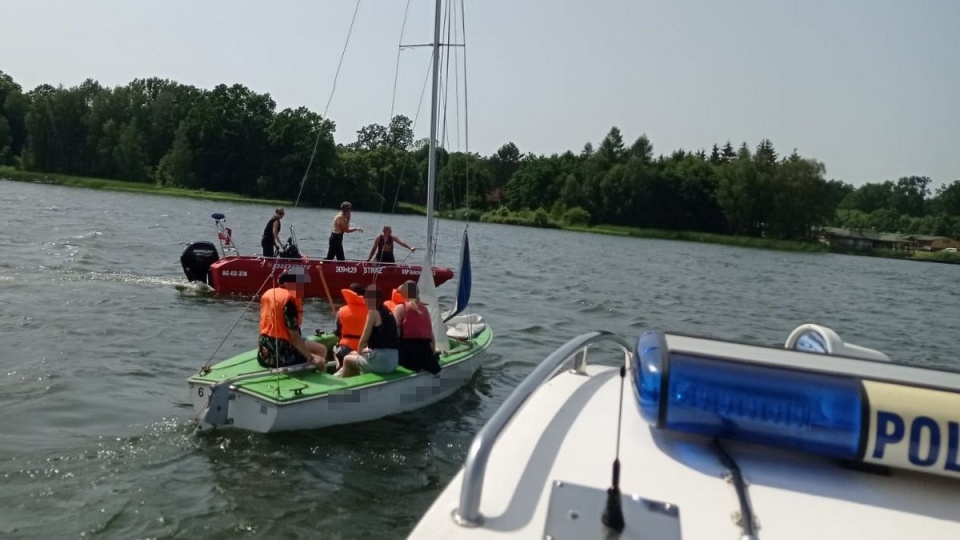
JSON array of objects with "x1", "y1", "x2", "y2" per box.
[{"x1": 187, "y1": 0, "x2": 491, "y2": 433}]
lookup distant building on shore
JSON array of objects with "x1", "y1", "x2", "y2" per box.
[{"x1": 819, "y1": 227, "x2": 960, "y2": 252}]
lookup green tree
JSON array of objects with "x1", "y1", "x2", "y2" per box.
[
  {"x1": 597, "y1": 126, "x2": 626, "y2": 166},
  {"x1": 932, "y1": 180, "x2": 960, "y2": 216},
  {"x1": 720, "y1": 141, "x2": 736, "y2": 163},
  {"x1": 839, "y1": 181, "x2": 894, "y2": 213},
  {"x1": 114, "y1": 119, "x2": 148, "y2": 182},
  {"x1": 0, "y1": 71, "x2": 27, "y2": 164},
  {"x1": 155, "y1": 121, "x2": 196, "y2": 188},
  {"x1": 264, "y1": 107, "x2": 335, "y2": 202},
  {"x1": 353, "y1": 122, "x2": 388, "y2": 150},
  {"x1": 716, "y1": 150, "x2": 764, "y2": 235},
  {"x1": 628, "y1": 134, "x2": 653, "y2": 163},
  {"x1": 487, "y1": 141, "x2": 522, "y2": 200},
  {"x1": 890, "y1": 176, "x2": 930, "y2": 217},
  {"x1": 386, "y1": 114, "x2": 414, "y2": 150},
  {"x1": 768, "y1": 154, "x2": 829, "y2": 239}
]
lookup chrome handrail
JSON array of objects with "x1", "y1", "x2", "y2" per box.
[{"x1": 454, "y1": 331, "x2": 633, "y2": 526}]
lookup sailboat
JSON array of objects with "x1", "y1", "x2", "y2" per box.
[{"x1": 186, "y1": 0, "x2": 492, "y2": 433}]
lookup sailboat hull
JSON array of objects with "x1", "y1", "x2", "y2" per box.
[{"x1": 188, "y1": 328, "x2": 492, "y2": 433}]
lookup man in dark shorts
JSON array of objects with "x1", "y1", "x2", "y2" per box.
[
  {"x1": 257, "y1": 267, "x2": 327, "y2": 369},
  {"x1": 325, "y1": 201, "x2": 363, "y2": 260},
  {"x1": 261, "y1": 208, "x2": 284, "y2": 257}
]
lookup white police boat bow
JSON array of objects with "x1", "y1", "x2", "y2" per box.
[{"x1": 409, "y1": 324, "x2": 960, "y2": 539}]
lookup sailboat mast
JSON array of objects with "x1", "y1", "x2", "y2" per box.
[{"x1": 424, "y1": 0, "x2": 442, "y2": 262}]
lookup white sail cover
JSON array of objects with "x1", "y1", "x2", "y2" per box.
[{"x1": 417, "y1": 250, "x2": 450, "y2": 353}]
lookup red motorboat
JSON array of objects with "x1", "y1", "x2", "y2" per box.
[{"x1": 180, "y1": 214, "x2": 454, "y2": 298}]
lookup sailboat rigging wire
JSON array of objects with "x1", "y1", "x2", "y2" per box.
[
  {"x1": 379, "y1": 0, "x2": 420, "y2": 220},
  {"x1": 200, "y1": 264, "x2": 277, "y2": 371},
  {"x1": 451, "y1": 0, "x2": 462, "y2": 154},
  {"x1": 440, "y1": 0, "x2": 459, "y2": 210},
  {"x1": 390, "y1": 0, "x2": 415, "y2": 125},
  {"x1": 450, "y1": 0, "x2": 464, "y2": 210},
  {"x1": 386, "y1": 56, "x2": 433, "y2": 217},
  {"x1": 295, "y1": 0, "x2": 363, "y2": 208},
  {"x1": 460, "y1": 0, "x2": 471, "y2": 212}
]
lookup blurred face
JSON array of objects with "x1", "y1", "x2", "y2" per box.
[
  {"x1": 363, "y1": 286, "x2": 380, "y2": 307},
  {"x1": 384, "y1": 227, "x2": 392, "y2": 235}
]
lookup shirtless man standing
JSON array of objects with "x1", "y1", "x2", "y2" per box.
[{"x1": 324, "y1": 201, "x2": 363, "y2": 260}]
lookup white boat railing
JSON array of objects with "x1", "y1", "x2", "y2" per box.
[{"x1": 454, "y1": 331, "x2": 633, "y2": 526}]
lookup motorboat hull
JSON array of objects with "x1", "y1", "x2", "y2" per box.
[
  {"x1": 202, "y1": 254, "x2": 454, "y2": 297},
  {"x1": 408, "y1": 329, "x2": 960, "y2": 539}
]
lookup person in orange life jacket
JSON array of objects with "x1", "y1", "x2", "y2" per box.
[
  {"x1": 257, "y1": 267, "x2": 327, "y2": 370},
  {"x1": 261, "y1": 207, "x2": 284, "y2": 257},
  {"x1": 366, "y1": 226, "x2": 415, "y2": 263},
  {"x1": 393, "y1": 280, "x2": 441, "y2": 374},
  {"x1": 383, "y1": 285, "x2": 406, "y2": 312},
  {"x1": 325, "y1": 201, "x2": 362, "y2": 261},
  {"x1": 332, "y1": 282, "x2": 367, "y2": 367},
  {"x1": 336, "y1": 285, "x2": 400, "y2": 377}
]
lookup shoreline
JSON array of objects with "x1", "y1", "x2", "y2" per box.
[
  {"x1": 5, "y1": 168, "x2": 958, "y2": 264},
  {"x1": 1, "y1": 167, "x2": 290, "y2": 206}
]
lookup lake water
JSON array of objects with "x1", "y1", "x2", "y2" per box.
[{"x1": 1, "y1": 178, "x2": 958, "y2": 539}]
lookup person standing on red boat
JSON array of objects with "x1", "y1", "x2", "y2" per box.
[
  {"x1": 261, "y1": 207, "x2": 284, "y2": 257},
  {"x1": 366, "y1": 226, "x2": 415, "y2": 263},
  {"x1": 325, "y1": 201, "x2": 363, "y2": 260}
]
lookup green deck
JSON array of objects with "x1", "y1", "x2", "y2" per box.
[{"x1": 188, "y1": 328, "x2": 493, "y2": 403}]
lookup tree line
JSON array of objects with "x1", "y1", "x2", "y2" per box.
[{"x1": 1, "y1": 70, "x2": 958, "y2": 239}]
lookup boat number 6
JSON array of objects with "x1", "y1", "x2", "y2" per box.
[{"x1": 198, "y1": 387, "x2": 204, "y2": 398}]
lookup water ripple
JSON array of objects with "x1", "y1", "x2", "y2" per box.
[{"x1": 1, "y1": 179, "x2": 959, "y2": 539}]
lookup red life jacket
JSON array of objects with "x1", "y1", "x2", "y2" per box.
[{"x1": 401, "y1": 301, "x2": 433, "y2": 340}]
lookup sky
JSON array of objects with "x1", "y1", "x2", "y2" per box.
[{"x1": 2, "y1": 0, "x2": 958, "y2": 188}]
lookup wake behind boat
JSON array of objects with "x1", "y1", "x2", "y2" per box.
[
  {"x1": 409, "y1": 324, "x2": 960, "y2": 539},
  {"x1": 180, "y1": 213, "x2": 454, "y2": 298}
]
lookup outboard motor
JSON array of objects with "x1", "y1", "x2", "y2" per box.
[{"x1": 181, "y1": 241, "x2": 221, "y2": 284}]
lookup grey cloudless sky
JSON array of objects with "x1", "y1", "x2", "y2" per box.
[{"x1": 2, "y1": 0, "x2": 958, "y2": 188}]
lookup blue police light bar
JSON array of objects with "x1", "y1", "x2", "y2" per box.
[{"x1": 632, "y1": 329, "x2": 960, "y2": 478}]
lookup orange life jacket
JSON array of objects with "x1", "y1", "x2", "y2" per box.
[
  {"x1": 259, "y1": 287, "x2": 302, "y2": 342},
  {"x1": 337, "y1": 288, "x2": 369, "y2": 350},
  {"x1": 384, "y1": 288, "x2": 406, "y2": 312}
]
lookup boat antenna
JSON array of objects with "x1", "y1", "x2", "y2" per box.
[{"x1": 601, "y1": 364, "x2": 627, "y2": 533}]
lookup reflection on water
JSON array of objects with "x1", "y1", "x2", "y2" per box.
[{"x1": 1, "y1": 179, "x2": 958, "y2": 538}]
